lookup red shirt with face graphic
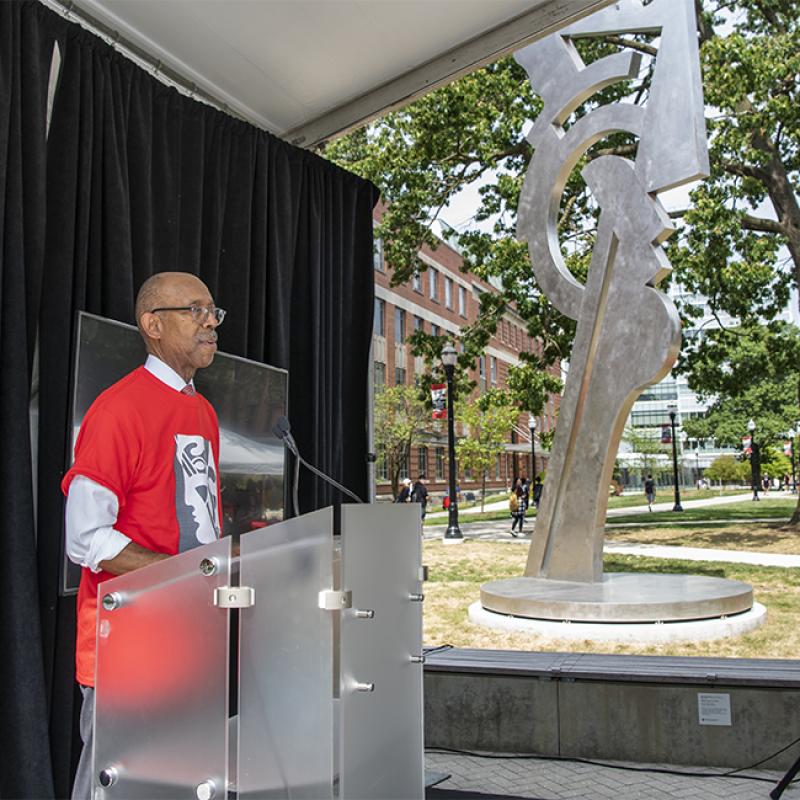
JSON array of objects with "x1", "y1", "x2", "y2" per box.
[{"x1": 62, "y1": 367, "x2": 221, "y2": 687}]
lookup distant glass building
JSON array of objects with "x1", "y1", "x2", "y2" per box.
[{"x1": 619, "y1": 282, "x2": 777, "y2": 489}]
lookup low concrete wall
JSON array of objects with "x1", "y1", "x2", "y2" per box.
[{"x1": 425, "y1": 671, "x2": 800, "y2": 770}]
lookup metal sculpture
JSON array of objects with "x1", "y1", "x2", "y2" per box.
[{"x1": 515, "y1": 0, "x2": 709, "y2": 582}]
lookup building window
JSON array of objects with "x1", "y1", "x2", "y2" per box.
[
  {"x1": 429, "y1": 269, "x2": 438, "y2": 301},
  {"x1": 399, "y1": 453, "x2": 409, "y2": 480},
  {"x1": 414, "y1": 315, "x2": 424, "y2": 333},
  {"x1": 377, "y1": 449, "x2": 388, "y2": 481},
  {"x1": 373, "y1": 233, "x2": 384, "y2": 272},
  {"x1": 490, "y1": 356, "x2": 497, "y2": 386},
  {"x1": 412, "y1": 272, "x2": 422, "y2": 293},
  {"x1": 394, "y1": 307, "x2": 406, "y2": 342},
  {"x1": 374, "y1": 298, "x2": 385, "y2": 337},
  {"x1": 431, "y1": 323, "x2": 440, "y2": 337},
  {"x1": 479, "y1": 356, "x2": 486, "y2": 393},
  {"x1": 374, "y1": 361, "x2": 386, "y2": 386},
  {"x1": 435, "y1": 447, "x2": 445, "y2": 481},
  {"x1": 638, "y1": 383, "x2": 679, "y2": 402},
  {"x1": 395, "y1": 367, "x2": 406, "y2": 385},
  {"x1": 444, "y1": 277, "x2": 453, "y2": 309},
  {"x1": 458, "y1": 285, "x2": 467, "y2": 316},
  {"x1": 418, "y1": 447, "x2": 428, "y2": 478}
]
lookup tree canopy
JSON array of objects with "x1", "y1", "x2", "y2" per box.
[{"x1": 324, "y1": 0, "x2": 800, "y2": 519}]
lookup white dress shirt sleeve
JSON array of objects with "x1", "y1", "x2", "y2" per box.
[{"x1": 65, "y1": 475, "x2": 132, "y2": 572}]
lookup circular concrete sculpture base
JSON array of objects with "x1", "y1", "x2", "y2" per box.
[
  {"x1": 474, "y1": 573, "x2": 765, "y2": 643},
  {"x1": 469, "y1": 600, "x2": 767, "y2": 643}
]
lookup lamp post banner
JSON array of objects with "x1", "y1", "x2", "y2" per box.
[{"x1": 431, "y1": 384, "x2": 447, "y2": 419}]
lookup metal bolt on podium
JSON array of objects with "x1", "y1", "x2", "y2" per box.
[
  {"x1": 101, "y1": 592, "x2": 123, "y2": 612},
  {"x1": 195, "y1": 779, "x2": 216, "y2": 800},
  {"x1": 98, "y1": 767, "x2": 119, "y2": 788},
  {"x1": 199, "y1": 557, "x2": 219, "y2": 576}
]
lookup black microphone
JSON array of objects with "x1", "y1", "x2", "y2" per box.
[
  {"x1": 273, "y1": 415, "x2": 299, "y2": 457},
  {"x1": 273, "y1": 415, "x2": 364, "y2": 505}
]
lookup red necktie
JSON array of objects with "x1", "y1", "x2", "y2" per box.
[{"x1": 181, "y1": 384, "x2": 196, "y2": 397}]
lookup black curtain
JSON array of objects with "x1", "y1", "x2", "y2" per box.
[
  {"x1": 0, "y1": 4, "x2": 58, "y2": 799},
  {"x1": 1, "y1": 3, "x2": 378, "y2": 797}
]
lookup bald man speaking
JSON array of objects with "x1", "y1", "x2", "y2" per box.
[{"x1": 63, "y1": 272, "x2": 225, "y2": 800}]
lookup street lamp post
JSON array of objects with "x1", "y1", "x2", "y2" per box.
[
  {"x1": 748, "y1": 418, "x2": 759, "y2": 501},
  {"x1": 441, "y1": 345, "x2": 462, "y2": 541},
  {"x1": 667, "y1": 405, "x2": 683, "y2": 512},
  {"x1": 789, "y1": 426, "x2": 797, "y2": 494},
  {"x1": 529, "y1": 415, "x2": 537, "y2": 479},
  {"x1": 695, "y1": 448, "x2": 700, "y2": 487}
]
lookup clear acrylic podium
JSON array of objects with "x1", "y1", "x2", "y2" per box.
[{"x1": 93, "y1": 505, "x2": 424, "y2": 800}]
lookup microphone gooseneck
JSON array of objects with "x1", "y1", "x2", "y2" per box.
[{"x1": 273, "y1": 415, "x2": 364, "y2": 505}]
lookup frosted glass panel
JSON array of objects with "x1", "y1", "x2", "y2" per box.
[
  {"x1": 238, "y1": 508, "x2": 334, "y2": 799},
  {"x1": 340, "y1": 505, "x2": 424, "y2": 799},
  {"x1": 94, "y1": 537, "x2": 232, "y2": 799}
]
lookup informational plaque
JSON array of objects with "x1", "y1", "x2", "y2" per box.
[{"x1": 697, "y1": 693, "x2": 732, "y2": 726}]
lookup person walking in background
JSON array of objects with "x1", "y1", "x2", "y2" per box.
[
  {"x1": 510, "y1": 478, "x2": 525, "y2": 536},
  {"x1": 411, "y1": 475, "x2": 429, "y2": 520},
  {"x1": 395, "y1": 477, "x2": 411, "y2": 503},
  {"x1": 644, "y1": 474, "x2": 655, "y2": 511},
  {"x1": 520, "y1": 475, "x2": 530, "y2": 516},
  {"x1": 532, "y1": 476, "x2": 543, "y2": 509}
]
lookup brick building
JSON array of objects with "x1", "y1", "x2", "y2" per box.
[{"x1": 372, "y1": 213, "x2": 560, "y2": 500}]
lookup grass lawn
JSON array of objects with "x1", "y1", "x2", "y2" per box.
[
  {"x1": 607, "y1": 487, "x2": 747, "y2": 508},
  {"x1": 606, "y1": 519, "x2": 800, "y2": 554},
  {"x1": 609, "y1": 497, "x2": 795, "y2": 525},
  {"x1": 422, "y1": 533, "x2": 800, "y2": 659},
  {"x1": 425, "y1": 495, "x2": 797, "y2": 526}
]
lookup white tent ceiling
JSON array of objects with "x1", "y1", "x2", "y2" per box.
[{"x1": 53, "y1": 0, "x2": 612, "y2": 147}]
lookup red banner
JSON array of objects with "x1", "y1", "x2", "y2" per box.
[
  {"x1": 742, "y1": 435, "x2": 752, "y2": 456},
  {"x1": 784, "y1": 440, "x2": 793, "y2": 456},
  {"x1": 431, "y1": 383, "x2": 447, "y2": 419},
  {"x1": 660, "y1": 424, "x2": 671, "y2": 444}
]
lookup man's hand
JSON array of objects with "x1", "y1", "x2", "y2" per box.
[{"x1": 98, "y1": 541, "x2": 170, "y2": 576}]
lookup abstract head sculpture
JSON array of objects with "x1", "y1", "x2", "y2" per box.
[{"x1": 515, "y1": 0, "x2": 710, "y2": 582}]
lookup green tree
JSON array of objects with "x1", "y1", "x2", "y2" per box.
[
  {"x1": 455, "y1": 388, "x2": 520, "y2": 511},
  {"x1": 704, "y1": 454, "x2": 750, "y2": 484},
  {"x1": 325, "y1": 1, "x2": 799, "y2": 520},
  {"x1": 620, "y1": 427, "x2": 670, "y2": 482},
  {"x1": 681, "y1": 321, "x2": 800, "y2": 519},
  {"x1": 373, "y1": 384, "x2": 430, "y2": 499}
]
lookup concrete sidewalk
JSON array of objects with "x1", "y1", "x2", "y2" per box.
[{"x1": 426, "y1": 751, "x2": 789, "y2": 799}]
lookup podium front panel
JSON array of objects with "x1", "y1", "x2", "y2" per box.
[
  {"x1": 238, "y1": 508, "x2": 334, "y2": 799},
  {"x1": 340, "y1": 504, "x2": 424, "y2": 799},
  {"x1": 94, "y1": 538, "x2": 233, "y2": 799}
]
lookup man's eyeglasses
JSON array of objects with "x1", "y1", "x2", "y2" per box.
[{"x1": 151, "y1": 305, "x2": 226, "y2": 325}]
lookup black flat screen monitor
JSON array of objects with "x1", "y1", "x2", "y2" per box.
[{"x1": 61, "y1": 312, "x2": 287, "y2": 595}]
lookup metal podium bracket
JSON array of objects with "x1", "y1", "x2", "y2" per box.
[
  {"x1": 213, "y1": 586, "x2": 255, "y2": 608},
  {"x1": 318, "y1": 589, "x2": 352, "y2": 610}
]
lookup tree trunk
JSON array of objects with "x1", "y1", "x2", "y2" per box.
[
  {"x1": 481, "y1": 472, "x2": 487, "y2": 512},
  {"x1": 790, "y1": 495, "x2": 800, "y2": 526}
]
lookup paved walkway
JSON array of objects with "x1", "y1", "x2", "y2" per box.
[
  {"x1": 425, "y1": 491, "x2": 800, "y2": 568},
  {"x1": 426, "y1": 751, "x2": 789, "y2": 799}
]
